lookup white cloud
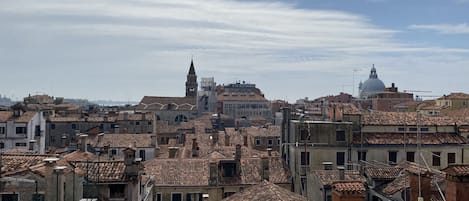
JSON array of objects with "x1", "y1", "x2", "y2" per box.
[
  {"x1": 409, "y1": 23, "x2": 469, "y2": 34},
  {"x1": 0, "y1": 0, "x2": 468, "y2": 101}
]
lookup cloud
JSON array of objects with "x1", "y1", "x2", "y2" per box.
[
  {"x1": 0, "y1": 0, "x2": 468, "y2": 101},
  {"x1": 409, "y1": 23, "x2": 469, "y2": 34}
]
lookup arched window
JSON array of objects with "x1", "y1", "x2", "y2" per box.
[{"x1": 175, "y1": 114, "x2": 188, "y2": 123}]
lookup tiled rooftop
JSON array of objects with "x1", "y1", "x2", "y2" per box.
[
  {"x1": 332, "y1": 181, "x2": 366, "y2": 193},
  {"x1": 362, "y1": 111, "x2": 456, "y2": 126},
  {"x1": 438, "y1": 92, "x2": 469, "y2": 100},
  {"x1": 0, "y1": 153, "x2": 50, "y2": 176},
  {"x1": 380, "y1": 172, "x2": 409, "y2": 195},
  {"x1": 312, "y1": 170, "x2": 365, "y2": 186},
  {"x1": 94, "y1": 133, "x2": 156, "y2": 148},
  {"x1": 62, "y1": 150, "x2": 97, "y2": 162},
  {"x1": 136, "y1": 96, "x2": 196, "y2": 111},
  {"x1": 221, "y1": 180, "x2": 307, "y2": 201},
  {"x1": 353, "y1": 133, "x2": 466, "y2": 145},
  {"x1": 73, "y1": 160, "x2": 126, "y2": 182},
  {"x1": 365, "y1": 167, "x2": 402, "y2": 180},
  {"x1": 144, "y1": 156, "x2": 289, "y2": 186},
  {"x1": 0, "y1": 111, "x2": 37, "y2": 123},
  {"x1": 442, "y1": 164, "x2": 469, "y2": 177}
]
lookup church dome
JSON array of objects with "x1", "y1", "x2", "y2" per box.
[{"x1": 359, "y1": 66, "x2": 385, "y2": 98}]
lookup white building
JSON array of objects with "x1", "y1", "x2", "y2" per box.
[{"x1": 0, "y1": 109, "x2": 46, "y2": 153}]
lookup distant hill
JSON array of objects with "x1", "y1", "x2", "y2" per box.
[{"x1": 90, "y1": 100, "x2": 138, "y2": 106}]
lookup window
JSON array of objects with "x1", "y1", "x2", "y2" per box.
[
  {"x1": 420, "y1": 127, "x2": 429, "y2": 132},
  {"x1": 71, "y1": 123, "x2": 77, "y2": 130},
  {"x1": 109, "y1": 184, "x2": 125, "y2": 198},
  {"x1": 136, "y1": 121, "x2": 140, "y2": 126},
  {"x1": 35, "y1": 125, "x2": 41, "y2": 136},
  {"x1": 432, "y1": 152, "x2": 441, "y2": 166},
  {"x1": 0, "y1": 142, "x2": 4, "y2": 149},
  {"x1": 388, "y1": 151, "x2": 397, "y2": 164},
  {"x1": 15, "y1": 142, "x2": 27, "y2": 147},
  {"x1": 358, "y1": 151, "x2": 367, "y2": 161},
  {"x1": 221, "y1": 162, "x2": 237, "y2": 177},
  {"x1": 155, "y1": 193, "x2": 162, "y2": 201},
  {"x1": 336, "y1": 152, "x2": 345, "y2": 166},
  {"x1": 409, "y1": 128, "x2": 418, "y2": 132},
  {"x1": 139, "y1": 150, "x2": 146, "y2": 161},
  {"x1": 148, "y1": 121, "x2": 152, "y2": 125},
  {"x1": 301, "y1": 152, "x2": 310, "y2": 166},
  {"x1": 336, "y1": 130, "x2": 345, "y2": 142},
  {"x1": 2, "y1": 194, "x2": 18, "y2": 201},
  {"x1": 32, "y1": 193, "x2": 45, "y2": 201},
  {"x1": 255, "y1": 139, "x2": 261, "y2": 146},
  {"x1": 0, "y1": 127, "x2": 5, "y2": 134},
  {"x1": 398, "y1": 127, "x2": 406, "y2": 132},
  {"x1": 267, "y1": 139, "x2": 273, "y2": 146},
  {"x1": 111, "y1": 149, "x2": 117, "y2": 155},
  {"x1": 15, "y1": 127, "x2": 27, "y2": 134},
  {"x1": 186, "y1": 193, "x2": 202, "y2": 201},
  {"x1": 171, "y1": 193, "x2": 182, "y2": 201},
  {"x1": 448, "y1": 153, "x2": 456, "y2": 165},
  {"x1": 50, "y1": 124, "x2": 55, "y2": 129},
  {"x1": 300, "y1": 128, "x2": 309, "y2": 141},
  {"x1": 407, "y1": 152, "x2": 415, "y2": 162},
  {"x1": 223, "y1": 192, "x2": 235, "y2": 198}
]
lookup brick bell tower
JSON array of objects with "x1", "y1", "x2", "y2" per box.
[{"x1": 185, "y1": 58, "x2": 198, "y2": 97}]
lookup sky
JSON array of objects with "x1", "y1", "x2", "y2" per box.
[{"x1": 1, "y1": 0, "x2": 469, "y2": 102}]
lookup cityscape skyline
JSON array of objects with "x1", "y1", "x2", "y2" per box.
[{"x1": 1, "y1": 0, "x2": 468, "y2": 102}]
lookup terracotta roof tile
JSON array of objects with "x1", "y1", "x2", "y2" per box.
[
  {"x1": 312, "y1": 170, "x2": 365, "y2": 186},
  {"x1": 73, "y1": 161, "x2": 126, "y2": 182},
  {"x1": 365, "y1": 167, "x2": 402, "y2": 180},
  {"x1": 442, "y1": 164, "x2": 469, "y2": 176},
  {"x1": 144, "y1": 159, "x2": 209, "y2": 186},
  {"x1": 95, "y1": 134, "x2": 156, "y2": 148},
  {"x1": 332, "y1": 181, "x2": 366, "y2": 193},
  {"x1": 0, "y1": 153, "x2": 49, "y2": 176},
  {"x1": 0, "y1": 111, "x2": 13, "y2": 122},
  {"x1": 63, "y1": 150, "x2": 97, "y2": 162},
  {"x1": 222, "y1": 180, "x2": 307, "y2": 201},
  {"x1": 353, "y1": 133, "x2": 466, "y2": 145},
  {"x1": 362, "y1": 111, "x2": 456, "y2": 126}
]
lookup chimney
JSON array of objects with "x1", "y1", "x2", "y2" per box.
[
  {"x1": 97, "y1": 133, "x2": 104, "y2": 143},
  {"x1": 114, "y1": 125, "x2": 120, "y2": 133},
  {"x1": 60, "y1": 135, "x2": 67, "y2": 148},
  {"x1": 123, "y1": 147, "x2": 140, "y2": 180},
  {"x1": 43, "y1": 157, "x2": 59, "y2": 201},
  {"x1": 261, "y1": 157, "x2": 270, "y2": 181},
  {"x1": 192, "y1": 139, "x2": 199, "y2": 158},
  {"x1": 235, "y1": 144, "x2": 242, "y2": 176},
  {"x1": 338, "y1": 166, "x2": 345, "y2": 180},
  {"x1": 123, "y1": 112, "x2": 129, "y2": 120},
  {"x1": 79, "y1": 134, "x2": 88, "y2": 152},
  {"x1": 225, "y1": 135, "x2": 230, "y2": 146},
  {"x1": 168, "y1": 147, "x2": 179, "y2": 158},
  {"x1": 267, "y1": 148, "x2": 272, "y2": 157},
  {"x1": 243, "y1": 136, "x2": 248, "y2": 146},
  {"x1": 142, "y1": 113, "x2": 146, "y2": 120},
  {"x1": 235, "y1": 144, "x2": 242, "y2": 161},
  {"x1": 53, "y1": 166, "x2": 67, "y2": 201},
  {"x1": 323, "y1": 162, "x2": 333, "y2": 170},
  {"x1": 103, "y1": 144, "x2": 110, "y2": 158}
]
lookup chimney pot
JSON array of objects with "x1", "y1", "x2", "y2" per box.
[{"x1": 338, "y1": 166, "x2": 345, "y2": 180}]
